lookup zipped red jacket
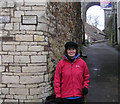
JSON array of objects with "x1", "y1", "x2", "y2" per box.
[{"x1": 54, "y1": 54, "x2": 89, "y2": 98}]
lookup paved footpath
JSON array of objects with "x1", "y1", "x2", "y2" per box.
[{"x1": 83, "y1": 42, "x2": 119, "y2": 103}]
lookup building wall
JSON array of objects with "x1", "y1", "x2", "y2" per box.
[
  {"x1": 46, "y1": 2, "x2": 82, "y2": 73},
  {"x1": 117, "y1": 1, "x2": 120, "y2": 45},
  {"x1": 0, "y1": 1, "x2": 51, "y2": 103},
  {"x1": 0, "y1": 1, "x2": 82, "y2": 103}
]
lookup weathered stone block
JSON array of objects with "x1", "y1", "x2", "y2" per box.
[
  {"x1": 28, "y1": 46, "x2": 44, "y2": 51},
  {"x1": 31, "y1": 55, "x2": 46, "y2": 63},
  {"x1": 0, "y1": 56, "x2": 1, "y2": 65},
  {"x1": 7, "y1": 1, "x2": 15, "y2": 8},
  {"x1": 1, "y1": 30, "x2": 8, "y2": 36},
  {"x1": 15, "y1": 11, "x2": 24, "y2": 17},
  {"x1": 10, "y1": 30, "x2": 25, "y2": 35},
  {"x1": 13, "y1": 23, "x2": 20, "y2": 30},
  {"x1": 4, "y1": 99, "x2": 18, "y2": 102},
  {"x1": 0, "y1": 66, "x2": 5, "y2": 74},
  {"x1": 25, "y1": 11, "x2": 45, "y2": 17},
  {"x1": 14, "y1": 95, "x2": 27, "y2": 99},
  {"x1": 22, "y1": 66, "x2": 47, "y2": 72},
  {"x1": 8, "y1": 84, "x2": 25, "y2": 88},
  {"x1": 0, "y1": 84, "x2": 6, "y2": 88},
  {"x1": 2, "y1": 76, "x2": 19, "y2": 83},
  {"x1": 3, "y1": 42, "x2": 20, "y2": 45},
  {"x1": 20, "y1": 76, "x2": 43, "y2": 84},
  {"x1": 5, "y1": 23, "x2": 13, "y2": 30},
  {"x1": 45, "y1": 74, "x2": 49, "y2": 82},
  {"x1": 20, "y1": 24, "x2": 35, "y2": 30},
  {"x1": 24, "y1": 0, "x2": 47, "y2": 6},
  {"x1": 41, "y1": 51, "x2": 49, "y2": 55},
  {"x1": 9, "y1": 66, "x2": 21, "y2": 72},
  {"x1": 0, "y1": 31, "x2": 2, "y2": 37},
  {"x1": 21, "y1": 6, "x2": 31, "y2": 10},
  {"x1": 0, "y1": 52, "x2": 7, "y2": 55},
  {"x1": 16, "y1": 35, "x2": 33, "y2": 41},
  {"x1": 22, "y1": 15, "x2": 37, "y2": 25},
  {"x1": 1, "y1": 16, "x2": 10, "y2": 23},
  {"x1": 0, "y1": 24, "x2": 4, "y2": 30},
  {"x1": 27, "y1": 95, "x2": 42, "y2": 99},
  {"x1": 26, "y1": 31, "x2": 43, "y2": 35},
  {"x1": 10, "y1": 88, "x2": 29, "y2": 95},
  {"x1": 11, "y1": 9, "x2": 14, "y2": 17},
  {"x1": 21, "y1": 52, "x2": 37, "y2": 55},
  {"x1": 2, "y1": 55, "x2": 13, "y2": 63},
  {"x1": 3, "y1": 45, "x2": 15, "y2": 51},
  {"x1": 0, "y1": 1, "x2": 7, "y2": 8},
  {"x1": 38, "y1": 17, "x2": 48, "y2": 23},
  {"x1": 16, "y1": 45, "x2": 28, "y2": 51},
  {"x1": 0, "y1": 99, "x2": 2, "y2": 104},
  {"x1": 15, "y1": 0, "x2": 24, "y2": 6},
  {"x1": 37, "y1": 23, "x2": 47, "y2": 31},
  {"x1": 32, "y1": 6, "x2": 46, "y2": 11},
  {"x1": 2, "y1": 72, "x2": 13, "y2": 76},
  {"x1": 6, "y1": 95, "x2": 14, "y2": 99},
  {"x1": 1, "y1": 10, "x2": 10, "y2": 15},
  {"x1": 30, "y1": 87, "x2": 43, "y2": 95},
  {"x1": 14, "y1": 56, "x2": 30, "y2": 63},
  {"x1": 11, "y1": 18, "x2": 21, "y2": 23},
  {"x1": 34, "y1": 35, "x2": 45, "y2": 42},
  {"x1": 24, "y1": 99, "x2": 42, "y2": 102},
  {"x1": 25, "y1": 84, "x2": 38, "y2": 88},
  {"x1": 8, "y1": 52, "x2": 21, "y2": 55},
  {"x1": 1, "y1": 88, "x2": 9, "y2": 94},
  {"x1": 21, "y1": 42, "x2": 37, "y2": 45}
]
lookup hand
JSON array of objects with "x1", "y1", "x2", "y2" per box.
[{"x1": 82, "y1": 87, "x2": 88, "y2": 96}]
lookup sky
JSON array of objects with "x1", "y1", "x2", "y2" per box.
[{"x1": 86, "y1": 5, "x2": 105, "y2": 31}]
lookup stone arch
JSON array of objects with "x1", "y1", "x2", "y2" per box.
[{"x1": 85, "y1": 2, "x2": 100, "y2": 21}]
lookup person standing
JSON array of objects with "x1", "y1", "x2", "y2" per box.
[{"x1": 54, "y1": 41, "x2": 90, "y2": 104}]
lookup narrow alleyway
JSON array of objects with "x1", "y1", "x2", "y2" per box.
[{"x1": 83, "y1": 41, "x2": 119, "y2": 102}]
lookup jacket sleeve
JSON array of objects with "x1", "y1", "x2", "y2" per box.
[
  {"x1": 83, "y1": 61, "x2": 90, "y2": 88},
  {"x1": 54, "y1": 61, "x2": 62, "y2": 98}
]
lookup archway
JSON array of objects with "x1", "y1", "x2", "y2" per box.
[
  {"x1": 85, "y1": 2, "x2": 100, "y2": 21},
  {"x1": 86, "y1": 5, "x2": 105, "y2": 30}
]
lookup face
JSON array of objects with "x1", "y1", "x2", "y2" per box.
[{"x1": 67, "y1": 48, "x2": 76, "y2": 58}]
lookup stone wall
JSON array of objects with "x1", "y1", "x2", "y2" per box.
[
  {"x1": 46, "y1": 2, "x2": 82, "y2": 93},
  {"x1": 0, "y1": 1, "x2": 82, "y2": 103},
  {"x1": 0, "y1": 0, "x2": 51, "y2": 103}
]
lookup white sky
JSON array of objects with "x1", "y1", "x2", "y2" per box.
[{"x1": 86, "y1": 5, "x2": 105, "y2": 31}]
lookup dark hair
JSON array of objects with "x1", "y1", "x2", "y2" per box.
[{"x1": 64, "y1": 41, "x2": 78, "y2": 56}]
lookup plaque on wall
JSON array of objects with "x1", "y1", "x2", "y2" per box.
[{"x1": 21, "y1": 15, "x2": 38, "y2": 25}]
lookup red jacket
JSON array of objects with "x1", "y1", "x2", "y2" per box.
[{"x1": 54, "y1": 54, "x2": 89, "y2": 98}]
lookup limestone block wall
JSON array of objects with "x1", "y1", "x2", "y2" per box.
[{"x1": 0, "y1": 0, "x2": 51, "y2": 103}]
